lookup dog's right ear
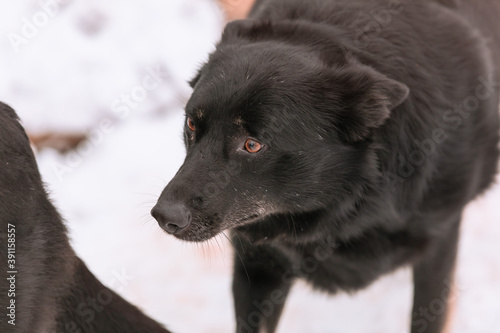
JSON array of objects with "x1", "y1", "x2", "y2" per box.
[{"x1": 326, "y1": 65, "x2": 409, "y2": 142}]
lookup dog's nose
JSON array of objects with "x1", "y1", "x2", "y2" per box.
[{"x1": 151, "y1": 202, "x2": 192, "y2": 234}]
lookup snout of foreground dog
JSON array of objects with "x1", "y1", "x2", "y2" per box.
[{"x1": 0, "y1": 103, "x2": 171, "y2": 333}]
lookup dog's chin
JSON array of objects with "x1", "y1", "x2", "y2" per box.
[
  {"x1": 170, "y1": 225, "x2": 223, "y2": 242},
  {"x1": 168, "y1": 214, "x2": 265, "y2": 242}
]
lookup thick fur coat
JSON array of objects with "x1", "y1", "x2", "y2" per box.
[{"x1": 151, "y1": 1, "x2": 500, "y2": 332}]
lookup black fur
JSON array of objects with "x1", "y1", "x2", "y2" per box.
[
  {"x1": 0, "y1": 103, "x2": 170, "y2": 333},
  {"x1": 152, "y1": 0, "x2": 500, "y2": 332}
]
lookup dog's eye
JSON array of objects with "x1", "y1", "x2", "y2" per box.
[
  {"x1": 187, "y1": 117, "x2": 196, "y2": 131},
  {"x1": 244, "y1": 139, "x2": 263, "y2": 153}
]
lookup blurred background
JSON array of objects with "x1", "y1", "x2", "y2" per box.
[{"x1": 0, "y1": 1, "x2": 499, "y2": 332}]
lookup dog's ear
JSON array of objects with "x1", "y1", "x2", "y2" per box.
[
  {"x1": 189, "y1": 69, "x2": 203, "y2": 89},
  {"x1": 333, "y1": 65, "x2": 409, "y2": 142},
  {"x1": 190, "y1": 19, "x2": 259, "y2": 89},
  {"x1": 221, "y1": 19, "x2": 259, "y2": 42}
]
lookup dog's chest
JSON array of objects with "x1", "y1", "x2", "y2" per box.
[{"x1": 271, "y1": 239, "x2": 403, "y2": 293}]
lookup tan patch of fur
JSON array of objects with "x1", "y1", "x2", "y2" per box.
[
  {"x1": 218, "y1": 0, "x2": 255, "y2": 21},
  {"x1": 443, "y1": 282, "x2": 457, "y2": 333}
]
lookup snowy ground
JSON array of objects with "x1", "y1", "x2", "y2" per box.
[{"x1": 1, "y1": 1, "x2": 499, "y2": 332}]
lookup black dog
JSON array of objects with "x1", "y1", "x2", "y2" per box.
[
  {"x1": 152, "y1": 0, "x2": 500, "y2": 332},
  {"x1": 0, "y1": 103, "x2": 170, "y2": 333}
]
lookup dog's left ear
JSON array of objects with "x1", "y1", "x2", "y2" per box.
[
  {"x1": 190, "y1": 19, "x2": 259, "y2": 89},
  {"x1": 189, "y1": 66, "x2": 204, "y2": 89},
  {"x1": 333, "y1": 65, "x2": 409, "y2": 142}
]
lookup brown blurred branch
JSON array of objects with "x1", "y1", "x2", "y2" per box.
[{"x1": 28, "y1": 132, "x2": 87, "y2": 153}]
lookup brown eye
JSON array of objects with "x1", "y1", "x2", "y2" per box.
[
  {"x1": 244, "y1": 139, "x2": 263, "y2": 153},
  {"x1": 187, "y1": 117, "x2": 196, "y2": 131}
]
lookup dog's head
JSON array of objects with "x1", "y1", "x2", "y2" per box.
[{"x1": 152, "y1": 20, "x2": 409, "y2": 242}]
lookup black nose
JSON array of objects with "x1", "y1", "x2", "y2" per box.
[{"x1": 151, "y1": 202, "x2": 192, "y2": 234}]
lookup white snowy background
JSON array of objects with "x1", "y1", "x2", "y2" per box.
[{"x1": 1, "y1": 1, "x2": 499, "y2": 332}]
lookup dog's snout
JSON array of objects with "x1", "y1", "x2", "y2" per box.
[{"x1": 152, "y1": 202, "x2": 192, "y2": 235}]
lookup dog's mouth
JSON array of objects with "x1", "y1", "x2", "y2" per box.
[
  {"x1": 169, "y1": 213, "x2": 264, "y2": 242},
  {"x1": 169, "y1": 223, "x2": 221, "y2": 242}
]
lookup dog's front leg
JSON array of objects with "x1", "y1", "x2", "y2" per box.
[
  {"x1": 232, "y1": 238, "x2": 294, "y2": 333},
  {"x1": 410, "y1": 216, "x2": 461, "y2": 333}
]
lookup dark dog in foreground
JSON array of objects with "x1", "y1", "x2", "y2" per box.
[
  {"x1": 0, "y1": 103, "x2": 170, "y2": 333},
  {"x1": 152, "y1": 0, "x2": 500, "y2": 332}
]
